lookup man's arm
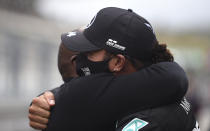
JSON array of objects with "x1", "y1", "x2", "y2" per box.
[
  {"x1": 29, "y1": 62, "x2": 188, "y2": 130},
  {"x1": 107, "y1": 62, "x2": 188, "y2": 113}
]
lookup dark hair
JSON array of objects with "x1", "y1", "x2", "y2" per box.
[
  {"x1": 151, "y1": 41, "x2": 174, "y2": 64},
  {"x1": 123, "y1": 41, "x2": 174, "y2": 69}
]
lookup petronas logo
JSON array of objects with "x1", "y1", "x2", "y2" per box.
[{"x1": 122, "y1": 118, "x2": 148, "y2": 131}]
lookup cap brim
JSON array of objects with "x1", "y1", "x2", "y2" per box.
[{"x1": 61, "y1": 29, "x2": 101, "y2": 52}]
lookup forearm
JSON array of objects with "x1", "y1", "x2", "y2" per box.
[{"x1": 108, "y1": 62, "x2": 188, "y2": 110}]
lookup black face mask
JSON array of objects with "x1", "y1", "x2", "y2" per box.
[{"x1": 75, "y1": 53, "x2": 111, "y2": 76}]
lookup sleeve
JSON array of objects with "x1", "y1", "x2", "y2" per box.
[
  {"x1": 41, "y1": 77, "x2": 74, "y2": 98},
  {"x1": 29, "y1": 86, "x2": 63, "y2": 106},
  {"x1": 39, "y1": 62, "x2": 187, "y2": 111},
  {"x1": 37, "y1": 62, "x2": 187, "y2": 117},
  {"x1": 98, "y1": 62, "x2": 188, "y2": 116},
  {"x1": 49, "y1": 86, "x2": 63, "y2": 100},
  {"x1": 29, "y1": 77, "x2": 74, "y2": 106},
  {"x1": 49, "y1": 76, "x2": 74, "y2": 100},
  {"x1": 36, "y1": 62, "x2": 187, "y2": 130}
]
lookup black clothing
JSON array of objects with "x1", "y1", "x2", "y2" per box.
[
  {"x1": 45, "y1": 62, "x2": 189, "y2": 131},
  {"x1": 116, "y1": 98, "x2": 199, "y2": 131}
]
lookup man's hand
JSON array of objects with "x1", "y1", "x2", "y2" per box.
[{"x1": 28, "y1": 91, "x2": 55, "y2": 130}]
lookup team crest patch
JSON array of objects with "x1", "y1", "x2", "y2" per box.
[{"x1": 122, "y1": 118, "x2": 148, "y2": 131}]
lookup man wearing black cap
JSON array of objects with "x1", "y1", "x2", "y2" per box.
[
  {"x1": 29, "y1": 7, "x2": 199, "y2": 131},
  {"x1": 61, "y1": 7, "x2": 156, "y2": 63}
]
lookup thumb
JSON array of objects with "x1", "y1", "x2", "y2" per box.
[{"x1": 44, "y1": 91, "x2": 55, "y2": 106}]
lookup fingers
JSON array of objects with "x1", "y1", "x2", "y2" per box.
[
  {"x1": 28, "y1": 113, "x2": 48, "y2": 124},
  {"x1": 44, "y1": 91, "x2": 55, "y2": 106},
  {"x1": 28, "y1": 104, "x2": 50, "y2": 129},
  {"x1": 29, "y1": 106, "x2": 50, "y2": 118},
  {"x1": 29, "y1": 93, "x2": 54, "y2": 130},
  {"x1": 32, "y1": 96, "x2": 50, "y2": 111},
  {"x1": 29, "y1": 121, "x2": 47, "y2": 130}
]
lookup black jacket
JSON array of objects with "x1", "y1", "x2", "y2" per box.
[
  {"x1": 44, "y1": 62, "x2": 191, "y2": 131},
  {"x1": 116, "y1": 98, "x2": 199, "y2": 131}
]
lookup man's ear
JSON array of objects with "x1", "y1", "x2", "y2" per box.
[{"x1": 108, "y1": 54, "x2": 125, "y2": 72}]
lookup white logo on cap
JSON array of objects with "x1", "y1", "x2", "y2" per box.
[
  {"x1": 67, "y1": 32, "x2": 76, "y2": 37},
  {"x1": 106, "y1": 39, "x2": 126, "y2": 51}
]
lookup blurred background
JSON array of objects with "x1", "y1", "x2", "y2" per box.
[{"x1": 0, "y1": 0, "x2": 209, "y2": 131}]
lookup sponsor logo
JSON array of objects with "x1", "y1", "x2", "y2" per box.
[
  {"x1": 81, "y1": 67, "x2": 91, "y2": 76},
  {"x1": 180, "y1": 97, "x2": 191, "y2": 115},
  {"x1": 106, "y1": 39, "x2": 126, "y2": 51},
  {"x1": 122, "y1": 118, "x2": 148, "y2": 131},
  {"x1": 67, "y1": 32, "x2": 76, "y2": 37}
]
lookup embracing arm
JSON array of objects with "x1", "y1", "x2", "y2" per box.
[
  {"x1": 104, "y1": 62, "x2": 188, "y2": 115},
  {"x1": 28, "y1": 62, "x2": 188, "y2": 129}
]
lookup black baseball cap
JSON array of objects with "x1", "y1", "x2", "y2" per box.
[{"x1": 61, "y1": 7, "x2": 157, "y2": 61}]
